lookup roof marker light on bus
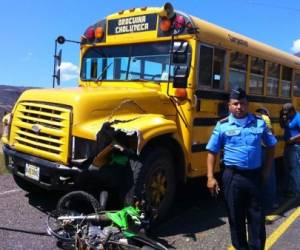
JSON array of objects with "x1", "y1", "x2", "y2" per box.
[
  {"x1": 85, "y1": 27, "x2": 95, "y2": 40},
  {"x1": 174, "y1": 88, "x2": 188, "y2": 100},
  {"x1": 95, "y1": 27, "x2": 104, "y2": 39},
  {"x1": 86, "y1": 27, "x2": 95, "y2": 39},
  {"x1": 174, "y1": 15, "x2": 185, "y2": 29},
  {"x1": 159, "y1": 2, "x2": 176, "y2": 19},
  {"x1": 160, "y1": 17, "x2": 172, "y2": 32}
]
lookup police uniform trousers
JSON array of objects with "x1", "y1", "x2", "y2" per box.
[
  {"x1": 222, "y1": 167, "x2": 266, "y2": 250},
  {"x1": 283, "y1": 143, "x2": 300, "y2": 195}
]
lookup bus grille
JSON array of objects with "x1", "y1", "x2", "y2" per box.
[{"x1": 10, "y1": 102, "x2": 71, "y2": 164}]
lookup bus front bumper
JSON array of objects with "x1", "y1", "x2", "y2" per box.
[{"x1": 2, "y1": 144, "x2": 84, "y2": 190}]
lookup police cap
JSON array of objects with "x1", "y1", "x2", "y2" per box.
[{"x1": 229, "y1": 88, "x2": 247, "y2": 100}]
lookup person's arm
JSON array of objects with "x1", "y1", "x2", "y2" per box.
[
  {"x1": 207, "y1": 152, "x2": 220, "y2": 196},
  {"x1": 286, "y1": 116, "x2": 300, "y2": 143},
  {"x1": 206, "y1": 121, "x2": 223, "y2": 196},
  {"x1": 261, "y1": 119, "x2": 277, "y2": 182},
  {"x1": 262, "y1": 146, "x2": 275, "y2": 183},
  {"x1": 287, "y1": 133, "x2": 300, "y2": 144}
]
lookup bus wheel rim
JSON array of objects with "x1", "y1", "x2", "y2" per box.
[{"x1": 149, "y1": 168, "x2": 167, "y2": 206}]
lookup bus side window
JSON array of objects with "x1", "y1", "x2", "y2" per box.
[
  {"x1": 198, "y1": 44, "x2": 225, "y2": 89},
  {"x1": 213, "y1": 48, "x2": 226, "y2": 89},
  {"x1": 198, "y1": 45, "x2": 213, "y2": 87},
  {"x1": 229, "y1": 52, "x2": 247, "y2": 90},
  {"x1": 294, "y1": 74, "x2": 300, "y2": 97},
  {"x1": 281, "y1": 66, "x2": 292, "y2": 97},
  {"x1": 267, "y1": 62, "x2": 279, "y2": 96},
  {"x1": 249, "y1": 57, "x2": 265, "y2": 95}
]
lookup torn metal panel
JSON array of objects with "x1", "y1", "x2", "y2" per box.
[
  {"x1": 81, "y1": 121, "x2": 138, "y2": 168},
  {"x1": 110, "y1": 114, "x2": 177, "y2": 154},
  {"x1": 80, "y1": 114, "x2": 177, "y2": 169}
]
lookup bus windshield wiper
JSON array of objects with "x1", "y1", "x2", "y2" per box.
[{"x1": 97, "y1": 62, "x2": 113, "y2": 81}]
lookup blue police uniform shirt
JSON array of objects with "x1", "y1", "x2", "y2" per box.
[
  {"x1": 283, "y1": 112, "x2": 300, "y2": 141},
  {"x1": 206, "y1": 113, "x2": 277, "y2": 169}
]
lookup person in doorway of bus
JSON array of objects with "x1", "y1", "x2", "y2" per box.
[
  {"x1": 206, "y1": 88, "x2": 277, "y2": 250},
  {"x1": 280, "y1": 103, "x2": 300, "y2": 197},
  {"x1": 256, "y1": 107, "x2": 278, "y2": 211}
]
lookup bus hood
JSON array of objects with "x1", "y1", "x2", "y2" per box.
[{"x1": 16, "y1": 86, "x2": 175, "y2": 125}]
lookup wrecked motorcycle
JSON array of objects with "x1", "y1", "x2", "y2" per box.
[{"x1": 47, "y1": 190, "x2": 168, "y2": 250}]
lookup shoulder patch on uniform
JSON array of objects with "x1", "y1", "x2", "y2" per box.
[{"x1": 219, "y1": 116, "x2": 229, "y2": 124}]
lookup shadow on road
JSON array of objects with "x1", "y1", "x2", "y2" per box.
[
  {"x1": 152, "y1": 177, "x2": 227, "y2": 237},
  {"x1": 26, "y1": 192, "x2": 62, "y2": 215}
]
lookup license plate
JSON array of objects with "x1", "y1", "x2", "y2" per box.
[{"x1": 25, "y1": 163, "x2": 40, "y2": 181}]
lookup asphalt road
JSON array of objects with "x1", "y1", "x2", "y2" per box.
[
  {"x1": 0, "y1": 174, "x2": 299, "y2": 250},
  {"x1": 0, "y1": 174, "x2": 58, "y2": 250}
]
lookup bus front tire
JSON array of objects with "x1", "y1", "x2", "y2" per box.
[{"x1": 125, "y1": 147, "x2": 176, "y2": 222}]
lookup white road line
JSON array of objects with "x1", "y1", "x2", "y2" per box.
[{"x1": 0, "y1": 189, "x2": 21, "y2": 196}]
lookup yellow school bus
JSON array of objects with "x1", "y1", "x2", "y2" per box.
[{"x1": 2, "y1": 3, "x2": 300, "y2": 218}]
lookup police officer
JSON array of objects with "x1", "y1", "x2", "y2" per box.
[{"x1": 206, "y1": 88, "x2": 277, "y2": 250}]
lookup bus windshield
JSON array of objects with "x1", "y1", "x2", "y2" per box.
[{"x1": 81, "y1": 41, "x2": 175, "y2": 82}]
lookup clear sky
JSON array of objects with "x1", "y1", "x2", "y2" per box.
[{"x1": 0, "y1": 0, "x2": 299, "y2": 88}]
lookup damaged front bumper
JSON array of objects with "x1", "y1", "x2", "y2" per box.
[{"x1": 2, "y1": 144, "x2": 124, "y2": 191}]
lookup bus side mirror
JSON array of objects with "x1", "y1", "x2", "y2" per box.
[
  {"x1": 52, "y1": 35, "x2": 79, "y2": 88},
  {"x1": 173, "y1": 65, "x2": 188, "y2": 88},
  {"x1": 172, "y1": 41, "x2": 189, "y2": 88},
  {"x1": 173, "y1": 53, "x2": 187, "y2": 64},
  {"x1": 53, "y1": 49, "x2": 62, "y2": 86},
  {"x1": 172, "y1": 41, "x2": 188, "y2": 64}
]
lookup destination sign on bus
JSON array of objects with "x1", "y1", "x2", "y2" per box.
[{"x1": 108, "y1": 14, "x2": 157, "y2": 35}]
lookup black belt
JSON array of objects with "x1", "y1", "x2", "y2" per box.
[{"x1": 224, "y1": 165, "x2": 261, "y2": 176}]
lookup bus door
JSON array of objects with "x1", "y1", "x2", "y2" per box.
[{"x1": 189, "y1": 43, "x2": 228, "y2": 177}]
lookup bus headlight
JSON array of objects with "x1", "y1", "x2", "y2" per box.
[{"x1": 71, "y1": 136, "x2": 96, "y2": 160}]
